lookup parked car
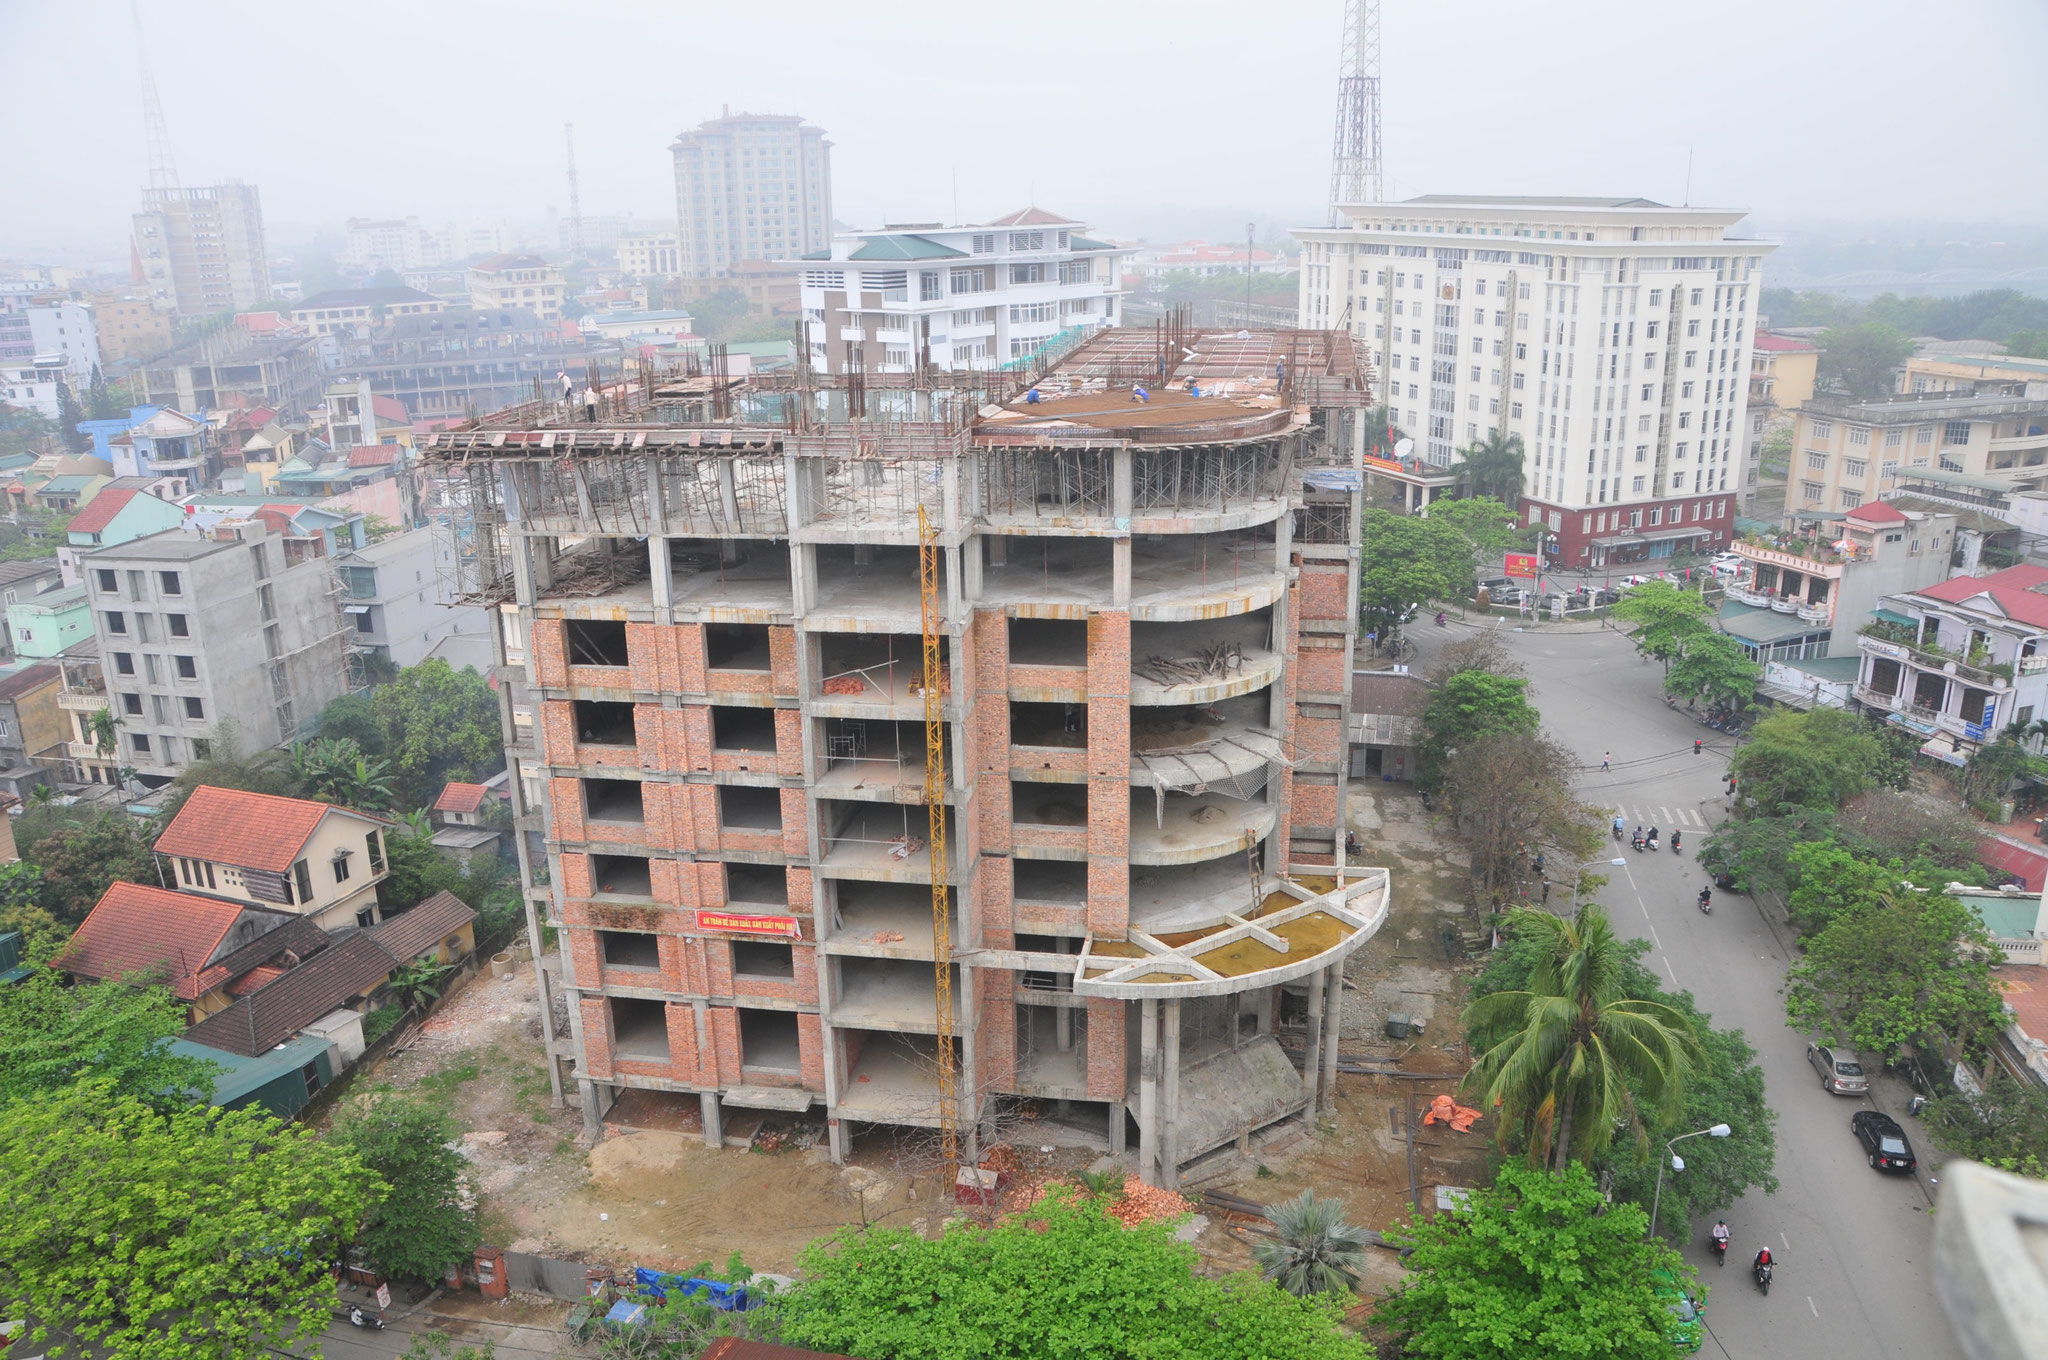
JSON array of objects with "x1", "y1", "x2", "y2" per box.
[
  {"x1": 1710, "y1": 551, "x2": 1744, "y2": 569},
  {"x1": 1653, "y1": 1270, "x2": 1705, "y2": 1354},
  {"x1": 1850, "y1": 1110, "x2": 1917, "y2": 1174},
  {"x1": 1806, "y1": 1042, "x2": 1870, "y2": 1095},
  {"x1": 1709, "y1": 561, "x2": 1744, "y2": 580}
]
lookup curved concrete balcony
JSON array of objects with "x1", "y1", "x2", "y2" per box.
[
  {"x1": 1130, "y1": 647, "x2": 1281, "y2": 706},
  {"x1": 1127, "y1": 790, "x2": 1276, "y2": 866},
  {"x1": 1072, "y1": 868, "x2": 1390, "y2": 1000},
  {"x1": 1128, "y1": 536, "x2": 1285, "y2": 623},
  {"x1": 1129, "y1": 695, "x2": 1278, "y2": 789}
]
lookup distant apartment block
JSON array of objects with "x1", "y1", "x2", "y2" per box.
[
  {"x1": 132, "y1": 183, "x2": 272, "y2": 315},
  {"x1": 89, "y1": 292, "x2": 175, "y2": 365},
  {"x1": 82, "y1": 522, "x2": 349, "y2": 784},
  {"x1": 1295, "y1": 195, "x2": 1776, "y2": 566},
  {"x1": 671, "y1": 110, "x2": 833, "y2": 278},
  {"x1": 143, "y1": 327, "x2": 323, "y2": 418},
  {"x1": 334, "y1": 527, "x2": 483, "y2": 669},
  {"x1": 1787, "y1": 392, "x2": 2048, "y2": 516},
  {"x1": 0, "y1": 303, "x2": 99, "y2": 381},
  {"x1": 327, "y1": 307, "x2": 612, "y2": 421},
  {"x1": 290, "y1": 287, "x2": 446, "y2": 339},
  {"x1": 343, "y1": 217, "x2": 443, "y2": 273},
  {"x1": 616, "y1": 231, "x2": 683, "y2": 279},
  {"x1": 467, "y1": 256, "x2": 566, "y2": 324},
  {"x1": 1902, "y1": 351, "x2": 2048, "y2": 400},
  {"x1": 793, "y1": 209, "x2": 1129, "y2": 375}
]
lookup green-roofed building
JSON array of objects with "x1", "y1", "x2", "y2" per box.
[{"x1": 783, "y1": 208, "x2": 1133, "y2": 377}]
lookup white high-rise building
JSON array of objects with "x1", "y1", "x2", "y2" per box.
[
  {"x1": 671, "y1": 110, "x2": 832, "y2": 278},
  {"x1": 787, "y1": 209, "x2": 1129, "y2": 375},
  {"x1": 1296, "y1": 196, "x2": 1776, "y2": 568},
  {"x1": 132, "y1": 182, "x2": 271, "y2": 316},
  {"x1": 343, "y1": 217, "x2": 442, "y2": 272}
]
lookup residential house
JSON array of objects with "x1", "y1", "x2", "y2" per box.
[
  {"x1": 428, "y1": 780, "x2": 503, "y2": 866},
  {"x1": 34, "y1": 472, "x2": 109, "y2": 513},
  {"x1": 1902, "y1": 352, "x2": 2048, "y2": 400},
  {"x1": 0, "y1": 355, "x2": 71, "y2": 421},
  {"x1": 467, "y1": 255, "x2": 566, "y2": 323},
  {"x1": 153, "y1": 785, "x2": 393, "y2": 931},
  {"x1": 368, "y1": 888, "x2": 479, "y2": 968},
  {"x1": 83, "y1": 521, "x2": 351, "y2": 780},
  {"x1": 1722, "y1": 500, "x2": 1957, "y2": 663},
  {"x1": 51, "y1": 642, "x2": 115, "y2": 785},
  {"x1": 333, "y1": 527, "x2": 483, "y2": 668},
  {"x1": 52, "y1": 881, "x2": 305, "y2": 1019},
  {"x1": 108, "y1": 405, "x2": 210, "y2": 494},
  {"x1": 290, "y1": 287, "x2": 444, "y2": 340},
  {"x1": 1347, "y1": 670, "x2": 1428, "y2": 782},
  {"x1": 0, "y1": 558, "x2": 67, "y2": 656},
  {"x1": 433, "y1": 782, "x2": 491, "y2": 827},
  {"x1": 143, "y1": 328, "x2": 323, "y2": 420},
  {"x1": 59, "y1": 484, "x2": 185, "y2": 584},
  {"x1": 1855, "y1": 561, "x2": 2048, "y2": 766},
  {"x1": 0, "y1": 663, "x2": 63, "y2": 798},
  {"x1": 5, "y1": 585, "x2": 91, "y2": 658},
  {"x1": 1788, "y1": 392, "x2": 2048, "y2": 517}
]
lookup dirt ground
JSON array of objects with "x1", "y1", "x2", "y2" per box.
[{"x1": 334, "y1": 782, "x2": 1494, "y2": 1292}]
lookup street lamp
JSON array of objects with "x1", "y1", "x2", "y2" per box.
[{"x1": 1647, "y1": 1122, "x2": 1732, "y2": 1239}]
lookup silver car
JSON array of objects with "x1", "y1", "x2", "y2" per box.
[{"x1": 1806, "y1": 1042, "x2": 1869, "y2": 1095}]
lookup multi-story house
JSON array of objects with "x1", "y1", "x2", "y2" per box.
[
  {"x1": 89, "y1": 292, "x2": 175, "y2": 366},
  {"x1": 290, "y1": 287, "x2": 445, "y2": 340},
  {"x1": 1900, "y1": 352, "x2": 2048, "y2": 399},
  {"x1": 154, "y1": 785, "x2": 392, "y2": 930},
  {"x1": 1855, "y1": 561, "x2": 2048, "y2": 767},
  {"x1": 1787, "y1": 392, "x2": 2048, "y2": 517},
  {"x1": 671, "y1": 110, "x2": 833, "y2": 278},
  {"x1": 0, "y1": 662, "x2": 65, "y2": 799},
  {"x1": 0, "y1": 303, "x2": 100, "y2": 382},
  {"x1": 81, "y1": 522, "x2": 350, "y2": 783},
  {"x1": 132, "y1": 183, "x2": 271, "y2": 316},
  {"x1": 467, "y1": 256, "x2": 566, "y2": 324},
  {"x1": 1295, "y1": 195, "x2": 1775, "y2": 562},
  {"x1": 143, "y1": 329, "x2": 323, "y2": 419},
  {"x1": 66, "y1": 482, "x2": 192, "y2": 584},
  {"x1": 791, "y1": 210, "x2": 1129, "y2": 375},
  {"x1": 333, "y1": 527, "x2": 486, "y2": 669},
  {"x1": 1721, "y1": 500, "x2": 1957, "y2": 663},
  {"x1": 106, "y1": 407, "x2": 210, "y2": 493},
  {"x1": 5, "y1": 585, "x2": 92, "y2": 659},
  {"x1": 423, "y1": 321, "x2": 1388, "y2": 1190}
]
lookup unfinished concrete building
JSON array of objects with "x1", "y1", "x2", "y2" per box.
[{"x1": 426, "y1": 326, "x2": 1389, "y2": 1186}]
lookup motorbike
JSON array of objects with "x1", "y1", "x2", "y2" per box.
[
  {"x1": 1671, "y1": 831, "x2": 1682, "y2": 854},
  {"x1": 1753, "y1": 1258, "x2": 1773, "y2": 1295},
  {"x1": 347, "y1": 1309, "x2": 386, "y2": 1332},
  {"x1": 1631, "y1": 833, "x2": 1645, "y2": 852},
  {"x1": 1613, "y1": 823, "x2": 1624, "y2": 842},
  {"x1": 1645, "y1": 833, "x2": 1659, "y2": 852},
  {"x1": 1710, "y1": 1235, "x2": 1729, "y2": 1267},
  {"x1": 1435, "y1": 611, "x2": 1447, "y2": 627},
  {"x1": 1698, "y1": 891, "x2": 1712, "y2": 915}
]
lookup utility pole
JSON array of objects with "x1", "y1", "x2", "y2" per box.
[
  {"x1": 564, "y1": 122, "x2": 583, "y2": 259},
  {"x1": 1327, "y1": 0, "x2": 1384, "y2": 224}
]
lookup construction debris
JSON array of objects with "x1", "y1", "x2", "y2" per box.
[
  {"x1": 1108, "y1": 1175, "x2": 1196, "y2": 1227},
  {"x1": 1136, "y1": 641, "x2": 1244, "y2": 687}
]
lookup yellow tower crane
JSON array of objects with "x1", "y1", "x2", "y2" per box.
[{"x1": 917, "y1": 505, "x2": 960, "y2": 1177}]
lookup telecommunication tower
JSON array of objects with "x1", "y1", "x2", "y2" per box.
[
  {"x1": 133, "y1": 0, "x2": 178, "y2": 191},
  {"x1": 1327, "y1": 0, "x2": 1383, "y2": 224},
  {"x1": 565, "y1": 122, "x2": 584, "y2": 257}
]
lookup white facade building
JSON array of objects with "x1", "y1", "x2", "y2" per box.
[
  {"x1": 1295, "y1": 196, "x2": 1776, "y2": 567},
  {"x1": 670, "y1": 111, "x2": 832, "y2": 278},
  {"x1": 615, "y1": 231, "x2": 683, "y2": 279},
  {"x1": 342, "y1": 217, "x2": 442, "y2": 272},
  {"x1": 789, "y1": 209, "x2": 1129, "y2": 376}
]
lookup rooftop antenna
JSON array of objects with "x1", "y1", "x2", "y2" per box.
[
  {"x1": 564, "y1": 121, "x2": 583, "y2": 258},
  {"x1": 1327, "y1": 0, "x2": 1383, "y2": 225},
  {"x1": 133, "y1": 0, "x2": 178, "y2": 192}
]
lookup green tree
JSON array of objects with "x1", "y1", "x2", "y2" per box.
[
  {"x1": 1816, "y1": 322, "x2": 1915, "y2": 399},
  {"x1": 55, "y1": 377, "x2": 89, "y2": 454},
  {"x1": 0, "y1": 974, "x2": 215, "y2": 1109},
  {"x1": 86, "y1": 365, "x2": 120, "y2": 421},
  {"x1": 1922, "y1": 1070, "x2": 2048, "y2": 1178},
  {"x1": 335, "y1": 1098, "x2": 481, "y2": 1282},
  {"x1": 1362, "y1": 403, "x2": 1404, "y2": 454},
  {"x1": 1253, "y1": 1190, "x2": 1369, "y2": 1297},
  {"x1": 293, "y1": 736, "x2": 396, "y2": 810},
  {"x1": 1381, "y1": 1161, "x2": 1701, "y2": 1360},
  {"x1": 2009, "y1": 328, "x2": 2048, "y2": 361},
  {"x1": 21, "y1": 809, "x2": 156, "y2": 925},
  {"x1": 1955, "y1": 733, "x2": 2048, "y2": 809},
  {"x1": 387, "y1": 958, "x2": 453, "y2": 1012},
  {"x1": 779, "y1": 1188, "x2": 1368, "y2": 1360},
  {"x1": 1663, "y1": 631, "x2": 1760, "y2": 708},
  {"x1": 1420, "y1": 669, "x2": 1538, "y2": 781},
  {"x1": 1610, "y1": 580, "x2": 1714, "y2": 668},
  {"x1": 0, "y1": 1082, "x2": 384, "y2": 1360},
  {"x1": 1442, "y1": 732, "x2": 1600, "y2": 901},
  {"x1": 371, "y1": 659, "x2": 505, "y2": 808},
  {"x1": 1728, "y1": 706, "x2": 1885, "y2": 816},
  {"x1": 1449, "y1": 429, "x2": 1526, "y2": 504},
  {"x1": 1357, "y1": 508, "x2": 1473, "y2": 642},
  {"x1": 318, "y1": 691, "x2": 391, "y2": 757},
  {"x1": 1463, "y1": 906, "x2": 1704, "y2": 1170},
  {"x1": 1426, "y1": 495, "x2": 1520, "y2": 560},
  {"x1": 1782, "y1": 839, "x2": 1906, "y2": 933},
  {"x1": 1784, "y1": 890, "x2": 2007, "y2": 1063}
]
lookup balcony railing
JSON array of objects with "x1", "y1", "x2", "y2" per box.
[
  {"x1": 1854, "y1": 683, "x2": 1901, "y2": 710},
  {"x1": 1797, "y1": 601, "x2": 1831, "y2": 625}
]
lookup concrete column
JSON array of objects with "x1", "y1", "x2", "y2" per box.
[
  {"x1": 1160, "y1": 998, "x2": 1182, "y2": 1190},
  {"x1": 579, "y1": 1077, "x2": 603, "y2": 1139},
  {"x1": 1302, "y1": 970, "x2": 1327, "y2": 1114},
  {"x1": 1107, "y1": 1100, "x2": 1126, "y2": 1154},
  {"x1": 1055, "y1": 1002, "x2": 1075, "y2": 1052},
  {"x1": 647, "y1": 535, "x2": 673, "y2": 612},
  {"x1": 1320, "y1": 962, "x2": 1344, "y2": 1117},
  {"x1": 1112, "y1": 539, "x2": 1131, "y2": 608},
  {"x1": 1137, "y1": 998, "x2": 1159, "y2": 1185},
  {"x1": 699, "y1": 1091, "x2": 724, "y2": 1149},
  {"x1": 715, "y1": 461, "x2": 743, "y2": 538},
  {"x1": 1112, "y1": 448, "x2": 1134, "y2": 519}
]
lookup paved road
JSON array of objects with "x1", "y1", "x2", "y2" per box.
[{"x1": 1402, "y1": 617, "x2": 1963, "y2": 1360}]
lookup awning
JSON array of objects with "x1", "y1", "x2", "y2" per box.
[
  {"x1": 1872, "y1": 607, "x2": 1915, "y2": 627},
  {"x1": 1920, "y1": 738, "x2": 1971, "y2": 767},
  {"x1": 1588, "y1": 526, "x2": 1711, "y2": 547},
  {"x1": 343, "y1": 604, "x2": 370, "y2": 614},
  {"x1": 1718, "y1": 603, "x2": 1824, "y2": 645}
]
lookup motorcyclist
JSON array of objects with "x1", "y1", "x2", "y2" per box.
[
  {"x1": 1435, "y1": 610, "x2": 1447, "y2": 626},
  {"x1": 1711, "y1": 1220, "x2": 1731, "y2": 1262},
  {"x1": 1632, "y1": 826, "x2": 1645, "y2": 849},
  {"x1": 1613, "y1": 814, "x2": 1625, "y2": 840},
  {"x1": 1754, "y1": 1246, "x2": 1772, "y2": 1272},
  {"x1": 1698, "y1": 886, "x2": 1713, "y2": 910},
  {"x1": 1647, "y1": 825, "x2": 1659, "y2": 844},
  {"x1": 1671, "y1": 829, "x2": 1682, "y2": 852}
]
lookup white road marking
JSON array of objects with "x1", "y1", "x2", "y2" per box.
[
  {"x1": 1781, "y1": 1231, "x2": 1789, "y2": 1250},
  {"x1": 1658, "y1": 806, "x2": 1671, "y2": 821},
  {"x1": 1807, "y1": 1296, "x2": 1819, "y2": 1318}
]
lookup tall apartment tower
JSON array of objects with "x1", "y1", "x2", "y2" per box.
[
  {"x1": 132, "y1": 182, "x2": 272, "y2": 316},
  {"x1": 1296, "y1": 196, "x2": 1777, "y2": 568},
  {"x1": 427, "y1": 326, "x2": 1388, "y2": 1188},
  {"x1": 670, "y1": 111, "x2": 832, "y2": 278}
]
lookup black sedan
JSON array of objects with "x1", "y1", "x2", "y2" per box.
[{"x1": 1851, "y1": 1110, "x2": 1918, "y2": 1174}]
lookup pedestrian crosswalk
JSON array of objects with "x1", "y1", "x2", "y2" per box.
[{"x1": 1613, "y1": 805, "x2": 1709, "y2": 827}]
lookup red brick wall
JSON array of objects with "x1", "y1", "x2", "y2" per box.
[
  {"x1": 1295, "y1": 567, "x2": 1352, "y2": 622},
  {"x1": 768, "y1": 626, "x2": 800, "y2": 695},
  {"x1": 978, "y1": 970, "x2": 1017, "y2": 1091},
  {"x1": 1292, "y1": 643, "x2": 1348, "y2": 699},
  {"x1": 579, "y1": 995, "x2": 613, "y2": 1079},
  {"x1": 707, "y1": 1005, "x2": 742, "y2": 1086},
  {"x1": 1085, "y1": 611, "x2": 1131, "y2": 937},
  {"x1": 672, "y1": 623, "x2": 707, "y2": 694},
  {"x1": 798, "y1": 1012, "x2": 826, "y2": 1089},
  {"x1": 1085, "y1": 997, "x2": 1124, "y2": 1100},
  {"x1": 533, "y1": 619, "x2": 569, "y2": 688}
]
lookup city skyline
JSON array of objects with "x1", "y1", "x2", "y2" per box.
[{"x1": 5, "y1": 0, "x2": 2047, "y2": 261}]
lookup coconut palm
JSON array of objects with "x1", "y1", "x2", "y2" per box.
[
  {"x1": 1450, "y1": 428, "x2": 1527, "y2": 503},
  {"x1": 1252, "y1": 1190, "x2": 1371, "y2": 1297},
  {"x1": 1462, "y1": 906, "x2": 1704, "y2": 1171},
  {"x1": 1363, "y1": 404, "x2": 1405, "y2": 455}
]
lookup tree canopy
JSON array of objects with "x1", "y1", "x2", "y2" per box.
[
  {"x1": 335, "y1": 1097, "x2": 481, "y2": 1283},
  {"x1": 1381, "y1": 1161, "x2": 1703, "y2": 1360},
  {"x1": 15, "y1": 808, "x2": 157, "y2": 925},
  {"x1": 1816, "y1": 322, "x2": 1915, "y2": 399},
  {"x1": 1450, "y1": 430, "x2": 1526, "y2": 504},
  {"x1": 0, "y1": 973, "x2": 216, "y2": 1111},
  {"x1": 1609, "y1": 581, "x2": 1714, "y2": 668},
  {"x1": 1728, "y1": 707, "x2": 1889, "y2": 816},
  {"x1": 0, "y1": 1082, "x2": 384, "y2": 1360},
  {"x1": 369, "y1": 659, "x2": 506, "y2": 809},
  {"x1": 778, "y1": 1188, "x2": 1369, "y2": 1360},
  {"x1": 1663, "y1": 632, "x2": 1760, "y2": 708},
  {"x1": 1357, "y1": 498, "x2": 1519, "y2": 640},
  {"x1": 1421, "y1": 670, "x2": 1539, "y2": 780}
]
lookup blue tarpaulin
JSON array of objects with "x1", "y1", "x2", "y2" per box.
[{"x1": 633, "y1": 1269, "x2": 759, "y2": 1311}]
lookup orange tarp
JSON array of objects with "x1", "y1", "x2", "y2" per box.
[{"x1": 1422, "y1": 1093, "x2": 1483, "y2": 1132}]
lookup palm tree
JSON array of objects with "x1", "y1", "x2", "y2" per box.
[
  {"x1": 89, "y1": 709, "x2": 118, "y2": 758},
  {"x1": 1462, "y1": 906, "x2": 1704, "y2": 1171},
  {"x1": 1363, "y1": 404, "x2": 1405, "y2": 456},
  {"x1": 1450, "y1": 428, "x2": 1527, "y2": 503},
  {"x1": 1253, "y1": 1190, "x2": 1370, "y2": 1297}
]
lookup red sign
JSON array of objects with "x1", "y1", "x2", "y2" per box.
[
  {"x1": 1503, "y1": 553, "x2": 1539, "y2": 580},
  {"x1": 695, "y1": 909, "x2": 801, "y2": 938}
]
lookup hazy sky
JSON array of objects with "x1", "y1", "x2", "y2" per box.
[{"x1": 6, "y1": 0, "x2": 2046, "y2": 261}]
